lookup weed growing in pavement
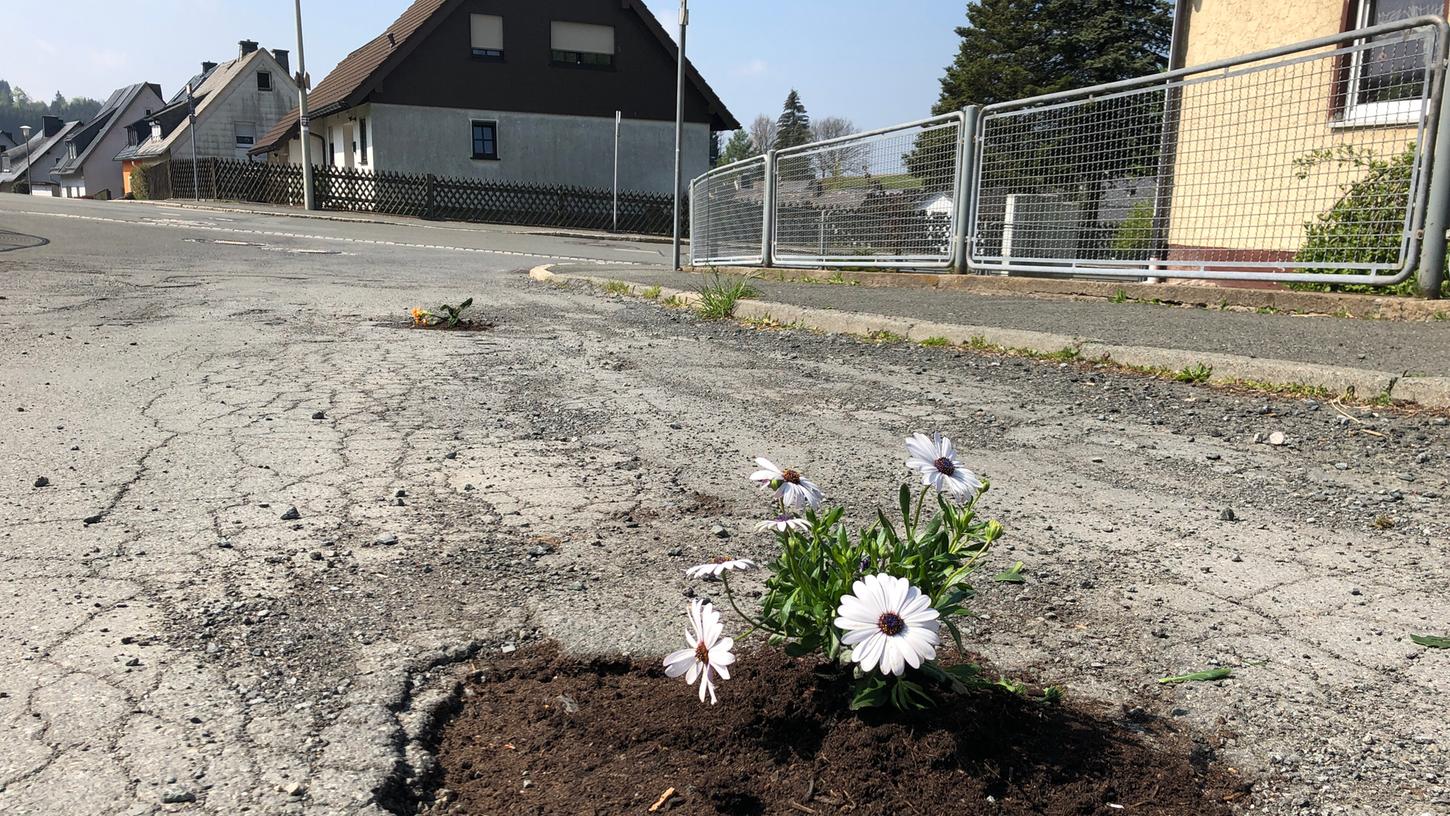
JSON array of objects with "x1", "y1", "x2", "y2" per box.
[
  {"x1": 1173, "y1": 363, "x2": 1214, "y2": 383},
  {"x1": 1229, "y1": 379, "x2": 1336, "y2": 400},
  {"x1": 918, "y1": 336, "x2": 952, "y2": 347},
  {"x1": 666, "y1": 435, "x2": 1043, "y2": 711},
  {"x1": 603, "y1": 280, "x2": 633, "y2": 296},
  {"x1": 641, "y1": 285, "x2": 663, "y2": 300},
  {"x1": 662, "y1": 295, "x2": 687, "y2": 308},
  {"x1": 411, "y1": 297, "x2": 474, "y2": 328},
  {"x1": 1111, "y1": 289, "x2": 1129, "y2": 304},
  {"x1": 695, "y1": 273, "x2": 760, "y2": 319}
]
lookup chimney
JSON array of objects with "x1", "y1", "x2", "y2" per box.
[
  {"x1": 42, "y1": 115, "x2": 63, "y2": 137},
  {"x1": 202, "y1": 61, "x2": 218, "y2": 74},
  {"x1": 272, "y1": 49, "x2": 290, "y2": 74},
  {"x1": 239, "y1": 39, "x2": 258, "y2": 57}
]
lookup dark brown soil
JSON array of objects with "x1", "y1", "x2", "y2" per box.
[
  {"x1": 428, "y1": 646, "x2": 1249, "y2": 816},
  {"x1": 405, "y1": 319, "x2": 494, "y2": 332}
]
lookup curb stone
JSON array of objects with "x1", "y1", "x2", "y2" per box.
[{"x1": 533, "y1": 265, "x2": 1450, "y2": 409}]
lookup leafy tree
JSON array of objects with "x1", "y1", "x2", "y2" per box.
[
  {"x1": 717, "y1": 129, "x2": 755, "y2": 166},
  {"x1": 0, "y1": 81, "x2": 12, "y2": 110},
  {"x1": 810, "y1": 117, "x2": 864, "y2": 179},
  {"x1": 774, "y1": 90, "x2": 812, "y2": 151},
  {"x1": 0, "y1": 80, "x2": 102, "y2": 144}
]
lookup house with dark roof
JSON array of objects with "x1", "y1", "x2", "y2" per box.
[
  {"x1": 51, "y1": 83, "x2": 164, "y2": 199},
  {"x1": 249, "y1": 0, "x2": 738, "y2": 195},
  {"x1": 115, "y1": 40, "x2": 297, "y2": 194},
  {"x1": 0, "y1": 116, "x2": 84, "y2": 195}
]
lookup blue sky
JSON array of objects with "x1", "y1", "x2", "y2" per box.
[{"x1": 5, "y1": 0, "x2": 965, "y2": 131}]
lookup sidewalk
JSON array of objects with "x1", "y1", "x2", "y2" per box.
[
  {"x1": 536, "y1": 263, "x2": 1450, "y2": 408},
  {"x1": 126, "y1": 198, "x2": 679, "y2": 245}
]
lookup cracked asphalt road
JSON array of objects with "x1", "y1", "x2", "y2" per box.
[{"x1": 2, "y1": 195, "x2": 1448, "y2": 816}]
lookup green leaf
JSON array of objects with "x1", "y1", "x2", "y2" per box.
[
  {"x1": 992, "y1": 561, "x2": 1026, "y2": 583},
  {"x1": 1411, "y1": 634, "x2": 1450, "y2": 649},
  {"x1": 899, "y1": 483, "x2": 911, "y2": 526},
  {"x1": 849, "y1": 677, "x2": 889, "y2": 710},
  {"x1": 1158, "y1": 667, "x2": 1233, "y2": 684},
  {"x1": 459, "y1": 297, "x2": 473, "y2": 310}
]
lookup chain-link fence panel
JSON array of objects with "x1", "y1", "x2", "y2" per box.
[
  {"x1": 689, "y1": 156, "x2": 767, "y2": 266},
  {"x1": 772, "y1": 114, "x2": 964, "y2": 268},
  {"x1": 969, "y1": 16, "x2": 1448, "y2": 285}
]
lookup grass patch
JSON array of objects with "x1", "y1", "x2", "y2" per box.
[
  {"x1": 1111, "y1": 289, "x2": 1129, "y2": 304},
  {"x1": 865, "y1": 330, "x2": 907, "y2": 343},
  {"x1": 1173, "y1": 363, "x2": 1214, "y2": 384},
  {"x1": 1228, "y1": 379, "x2": 1336, "y2": 400},
  {"x1": 918, "y1": 336, "x2": 953, "y2": 347},
  {"x1": 603, "y1": 280, "x2": 633, "y2": 296},
  {"x1": 695, "y1": 273, "x2": 760, "y2": 319},
  {"x1": 641, "y1": 285, "x2": 663, "y2": 301}
]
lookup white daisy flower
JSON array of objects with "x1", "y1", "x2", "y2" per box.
[
  {"x1": 904, "y1": 432, "x2": 983, "y2": 502},
  {"x1": 754, "y1": 513, "x2": 811, "y2": 534},
  {"x1": 834, "y1": 573, "x2": 941, "y2": 677},
  {"x1": 749, "y1": 457, "x2": 824, "y2": 509},
  {"x1": 663, "y1": 600, "x2": 736, "y2": 704},
  {"x1": 685, "y1": 557, "x2": 757, "y2": 579}
]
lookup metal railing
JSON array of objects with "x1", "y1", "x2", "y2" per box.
[
  {"x1": 690, "y1": 155, "x2": 767, "y2": 265},
  {"x1": 970, "y1": 15, "x2": 1448, "y2": 285},
  {"x1": 771, "y1": 113, "x2": 965, "y2": 268},
  {"x1": 687, "y1": 16, "x2": 1450, "y2": 295}
]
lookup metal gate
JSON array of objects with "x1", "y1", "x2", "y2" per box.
[{"x1": 690, "y1": 155, "x2": 767, "y2": 266}]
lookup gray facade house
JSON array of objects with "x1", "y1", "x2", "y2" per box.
[
  {"x1": 249, "y1": 0, "x2": 738, "y2": 195},
  {"x1": 0, "y1": 116, "x2": 84, "y2": 195},
  {"x1": 119, "y1": 41, "x2": 297, "y2": 178},
  {"x1": 51, "y1": 83, "x2": 165, "y2": 199}
]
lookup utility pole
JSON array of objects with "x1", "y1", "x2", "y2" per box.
[
  {"x1": 613, "y1": 110, "x2": 621, "y2": 232},
  {"x1": 186, "y1": 82, "x2": 200, "y2": 199},
  {"x1": 295, "y1": 0, "x2": 316, "y2": 210},
  {"x1": 18, "y1": 124, "x2": 32, "y2": 194},
  {"x1": 670, "y1": 0, "x2": 687, "y2": 269}
]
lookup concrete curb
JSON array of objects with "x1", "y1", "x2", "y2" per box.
[
  {"x1": 681, "y1": 265, "x2": 1450, "y2": 322},
  {"x1": 533, "y1": 265, "x2": 1449, "y2": 409}
]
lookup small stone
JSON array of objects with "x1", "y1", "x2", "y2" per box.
[
  {"x1": 1231, "y1": 553, "x2": 1243, "y2": 563},
  {"x1": 667, "y1": 547, "x2": 683, "y2": 557},
  {"x1": 1206, "y1": 453, "x2": 1221, "y2": 461},
  {"x1": 528, "y1": 545, "x2": 550, "y2": 557},
  {"x1": 394, "y1": 497, "x2": 405, "y2": 506},
  {"x1": 1268, "y1": 431, "x2": 1287, "y2": 446},
  {"x1": 284, "y1": 782, "x2": 306, "y2": 797},
  {"x1": 395, "y1": 489, "x2": 407, "y2": 498},
  {"x1": 280, "y1": 506, "x2": 301, "y2": 521},
  {"x1": 710, "y1": 524, "x2": 730, "y2": 539},
  {"x1": 83, "y1": 513, "x2": 104, "y2": 525},
  {"x1": 444, "y1": 451, "x2": 458, "y2": 460},
  {"x1": 311, "y1": 411, "x2": 325, "y2": 420},
  {"x1": 309, "y1": 551, "x2": 323, "y2": 561},
  {"x1": 160, "y1": 787, "x2": 195, "y2": 804},
  {"x1": 374, "y1": 533, "x2": 398, "y2": 546},
  {"x1": 569, "y1": 581, "x2": 585, "y2": 591},
  {"x1": 1220, "y1": 508, "x2": 1237, "y2": 522},
  {"x1": 501, "y1": 644, "x2": 517, "y2": 654},
  {"x1": 33, "y1": 476, "x2": 50, "y2": 488},
  {"x1": 217, "y1": 539, "x2": 233, "y2": 549},
  {"x1": 463, "y1": 484, "x2": 475, "y2": 491}
]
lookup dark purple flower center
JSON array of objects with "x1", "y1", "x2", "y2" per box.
[
  {"x1": 695, "y1": 641, "x2": 710, "y2": 662},
  {"x1": 877, "y1": 611, "x2": 905, "y2": 637},
  {"x1": 933, "y1": 457, "x2": 956, "y2": 476},
  {"x1": 780, "y1": 469, "x2": 802, "y2": 484}
]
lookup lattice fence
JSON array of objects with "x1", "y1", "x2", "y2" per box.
[{"x1": 140, "y1": 157, "x2": 683, "y2": 236}]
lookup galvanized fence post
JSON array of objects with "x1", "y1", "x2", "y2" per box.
[
  {"x1": 761, "y1": 150, "x2": 777, "y2": 268},
  {"x1": 954, "y1": 106, "x2": 979, "y2": 273},
  {"x1": 1418, "y1": 64, "x2": 1450, "y2": 299}
]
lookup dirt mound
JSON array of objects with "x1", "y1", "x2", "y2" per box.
[{"x1": 428, "y1": 646, "x2": 1248, "y2": 815}]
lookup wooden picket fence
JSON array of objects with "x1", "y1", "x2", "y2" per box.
[{"x1": 140, "y1": 157, "x2": 684, "y2": 236}]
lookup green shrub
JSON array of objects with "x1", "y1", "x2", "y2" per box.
[
  {"x1": 1111, "y1": 200, "x2": 1154, "y2": 257},
  {"x1": 1292, "y1": 145, "x2": 1442, "y2": 296}
]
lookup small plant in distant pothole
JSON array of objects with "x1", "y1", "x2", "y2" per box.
[
  {"x1": 409, "y1": 297, "x2": 490, "y2": 330},
  {"x1": 666, "y1": 432, "x2": 1023, "y2": 710}
]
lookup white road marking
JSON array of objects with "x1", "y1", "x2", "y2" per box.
[{"x1": 10, "y1": 209, "x2": 639, "y2": 266}]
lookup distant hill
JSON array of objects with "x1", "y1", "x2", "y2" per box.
[{"x1": 0, "y1": 80, "x2": 103, "y2": 142}]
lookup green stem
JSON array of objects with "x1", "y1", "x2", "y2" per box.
[{"x1": 721, "y1": 574, "x2": 782, "y2": 636}]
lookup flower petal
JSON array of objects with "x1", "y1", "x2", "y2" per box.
[
  {"x1": 663, "y1": 649, "x2": 695, "y2": 677},
  {"x1": 838, "y1": 623, "x2": 877, "y2": 644},
  {"x1": 854, "y1": 632, "x2": 886, "y2": 673}
]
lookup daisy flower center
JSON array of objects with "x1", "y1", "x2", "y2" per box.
[
  {"x1": 712, "y1": 556, "x2": 732, "y2": 564},
  {"x1": 933, "y1": 457, "x2": 956, "y2": 476},
  {"x1": 694, "y1": 641, "x2": 710, "y2": 663},
  {"x1": 780, "y1": 469, "x2": 802, "y2": 484},
  {"x1": 876, "y1": 611, "x2": 906, "y2": 637}
]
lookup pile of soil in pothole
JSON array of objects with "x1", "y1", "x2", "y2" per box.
[{"x1": 427, "y1": 646, "x2": 1248, "y2": 815}]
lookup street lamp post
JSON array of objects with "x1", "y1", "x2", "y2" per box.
[
  {"x1": 19, "y1": 124, "x2": 32, "y2": 195},
  {"x1": 186, "y1": 83, "x2": 200, "y2": 199},
  {"x1": 295, "y1": 0, "x2": 316, "y2": 210},
  {"x1": 670, "y1": 0, "x2": 688, "y2": 269}
]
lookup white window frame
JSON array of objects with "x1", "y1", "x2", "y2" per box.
[
  {"x1": 234, "y1": 122, "x2": 257, "y2": 149},
  {"x1": 1341, "y1": 0, "x2": 1437, "y2": 127}
]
